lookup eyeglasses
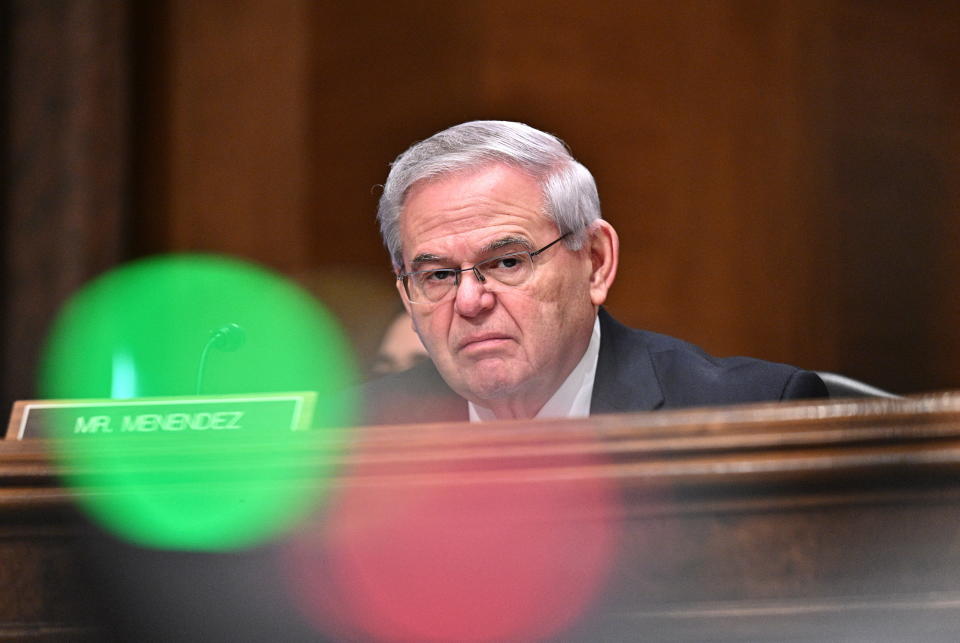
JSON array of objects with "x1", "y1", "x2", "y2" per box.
[{"x1": 397, "y1": 233, "x2": 570, "y2": 304}]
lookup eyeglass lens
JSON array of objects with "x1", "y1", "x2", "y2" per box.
[{"x1": 408, "y1": 251, "x2": 534, "y2": 303}]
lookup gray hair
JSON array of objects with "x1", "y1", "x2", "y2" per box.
[{"x1": 377, "y1": 120, "x2": 602, "y2": 268}]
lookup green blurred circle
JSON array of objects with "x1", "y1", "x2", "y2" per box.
[{"x1": 39, "y1": 254, "x2": 356, "y2": 551}]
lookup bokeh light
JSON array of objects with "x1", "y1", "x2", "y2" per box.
[
  {"x1": 284, "y1": 448, "x2": 620, "y2": 642},
  {"x1": 38, "y1": 254, "x2": 356, "y2": 551}
]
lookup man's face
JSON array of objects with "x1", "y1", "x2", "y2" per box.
[{"x1": 396, "y1": 163, "x2": 599, "y2": 413}]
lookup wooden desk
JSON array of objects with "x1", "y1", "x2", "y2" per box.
[
  {"x1": 0, "y1": 440, "x2": 95, "y2": 640},
  {"x1": 4, "y1": 393, "x2": 960, "y2": 640}
]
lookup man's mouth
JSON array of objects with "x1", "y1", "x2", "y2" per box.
[{"x1": 457, "y1": 333, "x2": 513, "y2": 353}]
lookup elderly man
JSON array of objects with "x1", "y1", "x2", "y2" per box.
[{"x1": 363, "y1": 121, "x2": 826, "y2": 424}]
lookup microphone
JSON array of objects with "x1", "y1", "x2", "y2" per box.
[
  {"x1": 209, "y1": 323, "x2": 246, "y2": 352},
  {"x1": 196, "y1": 323, "x2": 246, "y2": 394}
]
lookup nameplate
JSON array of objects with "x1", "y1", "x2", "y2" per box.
[{"x1": 6, "y1": 392, "x2": 316, "y2": 440}]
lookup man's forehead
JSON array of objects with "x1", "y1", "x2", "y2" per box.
[{"x1": 398, "y1": 165, "x2": 552, "y2": 258}]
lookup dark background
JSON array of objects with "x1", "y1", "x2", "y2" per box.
[{"x1": 2, "y1": 0, "x2": 959, "y2": 415}]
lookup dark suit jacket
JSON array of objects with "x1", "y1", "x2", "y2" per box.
[{"x1": 361, "y1": 308, "x2": 827, "y2": 425}]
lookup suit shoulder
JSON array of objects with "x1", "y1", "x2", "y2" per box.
[{"x1": 640, "y1": 330, "x2": 827, "y2": 406}]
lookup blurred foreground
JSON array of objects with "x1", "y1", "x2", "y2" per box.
[{"x1": 5, "y1": 394, "x2": 960, "y2": 641}]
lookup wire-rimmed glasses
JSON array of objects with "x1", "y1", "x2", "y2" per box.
[{"x1": 397, "y1": 233, "x2": 570, "y2": 304}]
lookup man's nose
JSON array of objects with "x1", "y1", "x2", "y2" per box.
[{"x1": 454, "y1": 267, "x2": 495, "y2": 317}]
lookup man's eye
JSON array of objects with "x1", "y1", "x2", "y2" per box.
[
  {"x1": 488, "y1": 256, "x2": 524, "y2": 270},
  {"x1": 426, "y1": 269, "x2": 456, "y2": 282}
]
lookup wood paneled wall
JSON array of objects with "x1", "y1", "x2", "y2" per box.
[
  {"x1": 5, "y1": 1, "x2": 959, "y2": 402},
  {"x1": 825, "y1": 1, "x2": 960, "y2": 393},
  {"x1": 1, "y1": 0, "x2": 130, "y2": 411}
]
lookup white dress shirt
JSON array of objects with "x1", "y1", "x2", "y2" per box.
[{"x1": 468, "y1": 316, "x2": 601, "y2": 422}]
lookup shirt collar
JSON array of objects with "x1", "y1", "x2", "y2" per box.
[{"x1": 469, "y1": 315, "x2": 601, "y2": 422}]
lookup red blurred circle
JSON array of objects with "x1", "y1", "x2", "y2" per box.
[{"x1": 285, "y1": 452, "x2": 620, "y2": 642}]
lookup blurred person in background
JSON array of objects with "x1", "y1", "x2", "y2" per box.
[{"x1": 369, "y1": 309, "x2": 429, "y2": 377}]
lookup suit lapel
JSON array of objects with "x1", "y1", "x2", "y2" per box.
[{"x1": 591, "y1": 308, "x2": 664, "y2": 414}]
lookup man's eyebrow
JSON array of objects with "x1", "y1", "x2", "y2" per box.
[
  {"x1": 410, "y1": 236, "x2": 531, "y2": 266},
  {"x1": 480, "y1": 236, "x2": 532, "y2": 254},
  {"x1": 411, "y1": 252, "x2": 445, "y2": 265}
]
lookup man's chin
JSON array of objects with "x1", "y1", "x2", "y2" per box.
[{"x1": 448, "y1": 362, "x2": 528, "y2": 403}]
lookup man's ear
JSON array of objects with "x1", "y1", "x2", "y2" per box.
[{"x1": 586, "y1": 220, "x2": 619, "y2": 306}]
